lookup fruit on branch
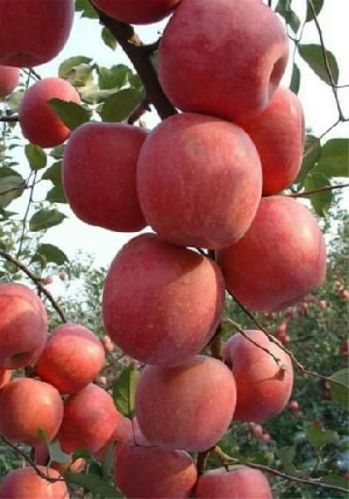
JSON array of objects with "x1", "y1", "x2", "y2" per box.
[
  {"x1": 63, "y1": 122, "x2": 147, "y2": 232},
  {"x1": 115, "y1": 444, "x2": 197, "y2": 498},
  {"x1": 0, "y1": 378, "x2": 63, "y2": 446},
  {"x1": 58, "y1": 384, "x2": 125, "y2": 454},
  {"x1": 237, "y1": 87, "x2": 305, "y2": 195},
  {"x1": 0, "y1": 0, "x2": 74, "y2": 68},
  {"x1": 0, "y1": 283, "x2": 47, "y2": 369},
  {"x1": 137, "y1": 113, "x2": 262, "y2": 249},
  {"x1": 34, "y1": 323, "x2": 105, "y2": 395},
  {"x1": 224, "y1": 330, "x2": 293, "y2": 422},
  {"x1": 94, "y1": 416, "x2": 134, "y2": 460},
  {"x1": 102, "y1": 233, "x2": 225, "y2": 366},
  {"x1": 91, "y1": 0, "x2": 181, "y2": 24},
  {"x1": 0, "y1": 466, "x2": 69, "y2": 499},
  {"x1": 0, "y1": 66, "x2": 20, "y2": 97},
  {"x1": 195, "y1": 466, "x2": 272, "y2": 498},
  {"x1": 217, "y1": 196, "x2": 327, "y2": 312},
  {"x1": 135, "y1": 355, "x2": 236, "y2": 451},
  {"x1": 158, "y1": 0, "x2": 289, "y2": 121},
  {"x1": 0, "y1": 369, "x2": 11, "y2": 390},
  {"x1": 19, "y1": 77, "x2": 80, "y2": 148}
]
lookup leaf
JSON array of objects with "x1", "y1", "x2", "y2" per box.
[
  {"x1": 64, "y1": 471, "x2": 120, "y2": 497},
  {"x1": 290, "y1": 63, "x2": 301, "y2": 95},
  {"x1": 306, "y1": 0, "x2": 324, "y2": 22},
  {"x1": 304, "y1": 172, "x2": 332, "y2": 217},
  {"x1": 299, "y1": 44, "x2": 339, "y2": 85},
  {"x1": 315, "y1": 139, "x2": 349, "y2": 178},
  {"x1": 49, "y1": 99, "x2": 90, "y2": 130},
  {"x1": 29, "y1": 208, "x2": 66, "y2": 232},
  {"x1": 25, "y1": 144, "x2": 47, "y2": 171},
  {"x1": 276, "y1": 446, "x2": 297, "y2": 474},
  {"x1": 48, "y1": 441, "x2": 71, "y2": 465},
  {"x1": 330, "y1": 369, "x2": 349, "y2": 410},
  {"x1": 75, "y1": 0, "x2": 98, "y2": 18},
  {"x1": 0, "y1": 175, "x2": 25, "y2": 208},
  {"x1": 59, "y1": 56, "x2": 93, "y2": 86},
  {"x1": 113, "y1": 366, "x2": 140, "y2": 417},
  {"x1": 306, "y1": 425, "x2": 339, "y2": 450},
  {"x1": 97, "y1": 65, "x2": 130, "y2": 90},
  {"x1": 322, "y1": 474, "x2": 349, "y2": 489},
  {"x1": 275, "y1": 0, "x2": 300, "y2": 33},
  {"x1": 46, "y1": 185, "x2": 67, "y2": 204},
  {"x1": 101, "y1": 27, "x2": 117, "y2": 51},
  {"x1": 50, "y1": 145, "x2": 65, "y2": 160},
  {"x1": 101, "y1": 89, "x2": 142, "y2": 122},
  {"x1": 43, "y1": 161, "x2": 62, "y2": 185},
  {"x1": 34, "y1": 244, "x2": 68, "y2": 266},
  {"x1": 295, "y1": 135, "x2": 321, "y2": 185}
]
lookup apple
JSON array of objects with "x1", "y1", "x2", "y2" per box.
[
  {"x1": 91, "y1": 0, "x2": 181, "y2": 24},
  {"x1": 0, "y1": 369, "x2": 11, "y2": 390},
  {"x1": 94, "y1": 415, "x2": 134, "y2": 461},
  {"x1": 224, "y1": 330, "x2": 294, "y2": 422},
  {"x1": 0, "y1": 467, "x2": 69, "y2": 499},
  {"x1": 63, "y1": 122, "x2": 147, "y2": 232},
  {"x1": 0, "y1": 66, "x2": 20, "y2": 97},
  {"x1": 217, "y1": 196, "x2": 327, "y2": 312},
  {"x1": 0, "y1": 282, "x2": 47, "y2": 369},
  {"x1": 102, "y1": 233, "x2": 225, "y2": 366},
  {"x1": 0, "y1": 0, "x2": 74, "y2": 68},
  {"x1": 237, "y1": 87, "x2": 304, "y2": 195},
  {"x1": 341, "y1": 340, "x2": 349, "y2": 356},
  {"x1": 19, "y1": 77, "x2": 80, "y2": 148},
  {"x1": 135, "y1": 355, "x2": 236, "y2": 451},
  {"x1": 115, "y1": 444, "x2": 197, "y2": 498},
  {"x1": 0, "y1": 378, "x2": 63, "y2": 446},
  {"x1": 137, "y1": 113, "x2": 262, "y2": 249},
  {"x1": 158, "y1": 0, "x2": 289, "y2": 121},
  {"x1": 35, "y1": 323, "x2": 105, "y2": 395}
]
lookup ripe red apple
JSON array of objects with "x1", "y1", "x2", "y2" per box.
[
  {"x1": 0, "y1": 467, "x2": 69, "y2": 498},
  {"x1": 19, "y1": 77, "x2": 80, "y2": 148},
  {"x1": 35, "y1": 323, "x2": 105, "y2": 395},
  {"x1": 135, "y1": 355, "x2": 236, "y2": 451},
  {"x1": 94, "y1": 416, "x2": 134, "y2": 460},
  {"x1": 0, "y1": 66, "x2": 20, "y2": 97},
  {"x1": 158, "y1": 0, "x2": 289, "y2": 121},
  {"x1": 58, "y1": 384, "x2": 125, "y2": 454},
  {"x1": 217, "y1": 196, "x2": 327, "y2": 312},
  {"x1": 102, "y1": 233, "x2": 225, "y2": 366},
  {"x1": 224, "y1": 330, "x2": 294, "y2": 422},
  {"x1": 0, "y1": 378, "x2": 63, "y2": 446},
  {"x1": 195, "y1": 466, "x2": 272, "y2": 498},
  {"x1": 0, "y1": 0, "x2": 74, "y2": 68},
  {"x1": 137, "y1": 113, "x2": 262, "y2": 249},
  {"x1": 0, "y1": 369, "x2": 11, "y2": 390},
  {"x1": 63, "y1": 122, "x2": 147, "y2": 232},
  {"x1": 0, "y1": 282, "x2": 47, "y2": 369},
  {"x1": 237, "y1": 87, "x2": 304, "y2": 195},
  {"x1": 115, "y1": 444, "x2": 197, "y2": 498},
  {"x1": 91, "y1": 0, "x2": 181, "y2": 24}
]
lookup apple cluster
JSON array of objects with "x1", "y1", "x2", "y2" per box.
[{"x1": 0, "y1": 0, "x2": 328, "y2": 497}]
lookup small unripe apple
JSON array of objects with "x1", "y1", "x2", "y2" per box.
[
  {"x1": 0, "y1": 466, "x2": 69, "y2": 499},
  {"x1": 0, "y1": 66, "x2": 20, "y2": 97},
  {"x1": 91, "y1": 0, "x2": 181, "y2": 24}
]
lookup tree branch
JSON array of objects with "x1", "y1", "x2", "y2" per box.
[
  {"x1": 288, "y1": 183, "x2": 349, "y2": 198},
  {"x1": 0, "y1": 115, "x2": 19, "y2": 122}
]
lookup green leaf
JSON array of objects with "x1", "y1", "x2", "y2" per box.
[
  {"x1": 306, "y1": 0, "x2": 324, "y2": 22},
  {"x1": 48, "y1": 441, "x2": 71, "y2": 465},
  {"x1": 306, "y1": 425, "x2": 339, "y2": 450},
  {"x1": 275, "y1": 0, "x2": 300, "y2": 33},
  {"x1": 322, "y1": 475, "x2": 349, "y2": 489},
  {"x1": 113, "y1": 366, "x2": 140, "y2": 417},
  {"x1": 315, "y1": 139, "x2": 349, "y2": 178},
  {"x1": 46, "y1": 185, "x2": 67, "y2": 204},
  {"x1": 290, "y1": 63, "x2": 301, "y2": 95},
  {"x1": 101, "y1": 89, "x2": 142, "y2": 122},
  {"x1": 64, "y1": 471, "x2": 120, "y2": 497},
  {"x1": 59, "y1": 56, "x2": 93, "y2": 86},
  {"x1": 304, "y1": 172, "x2": 332, "y2": 217},
  {"x1": 276, "y1": 446, "x2": 297, "y2": 474},
  {"x1": 0, "y1": 175, "x2": 25, "y2": 208},
  {"x1": 75, "y1": 0, "x2": 98, "y2": 18},
  {"x1": 25, "y1": 144, "x2": 47, "y2": 171},
  {"x1": 97, "y1": 65, "x2": 129, "y2": 90},
  {"x1": 295, "y1": 135, "x2": 321, "y2": 185},
  {"x1": 34, "y1": 244, "x2": 68, "y2": 266},
  {"x1": 49, "y1": 99, "x2": 90, "y2": 130},
  {"x1": 42, "y1": 161, "x2": 62, "y2": 186},
  {"x1": 330, "y1": 369, "x2": 349, "y2": 410},
  {"x1": 29, "y1": 208, "x2": 66, "y2": 232},
  {"x1": 101, "y1": 27, "x2": 117, "y2": 51},
  {"x1": 299, "y1": 44, "x2": 339, "y2": 85},
  {"x1": 50, "y1": 145, "x2": 65, "y2": 160}
]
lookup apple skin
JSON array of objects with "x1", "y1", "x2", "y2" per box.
[
  {"x1": 63, "y1": 122, "x2": 147, "y2": 232},
  {"x1": 0, "y1": 66, "x2": 20, "y2": 97},
  {"x1": 135, "y1": 355, "x2": 236, "y2": 452},
  {"x1": 0, "y1": 369, "x2": 11, "y2": 390},
  {"x1": 158, "y1": 0, "x2": 289, "y2": 121},
  {"x1": 0, "y1": 378, "x2": 63, "y2": 446},
  {"x1": 58, "y1": 384, "x2": 125, "y2": 454},
  {"x1": 115, "y1": 444, "x2": 197, "y2": 498},
  {"x1": 0, "y1": 283, "x2": 47, "y2": 369},
  {"x1": 195, "y1": 466, "x2": 272, "y2": 499},
  {"x1": 19, "y1": 77, "x2": 80, "y2": 148},
  {"x1": 91, "y1": 0, "x2": 181, "y2": 24},
  {"x1": 94, "y1": 416, "x2": 134, "y2": 461},
  {"x1": 237, "y1": 87, "x2": 305, "y2": 195},
  {"x1": 0, "y1": 466, "x2": 69, "y2": 499},
  {"x1": 137, "y1": 113, "x2": 262, "y2": 249},
  {"x1": 34, "y1": 323, "x2": 105, "y2": 395},
  {"x1": 102, "y1": 233, "x2": 225, "y2": 366},
  {"x1": 217, "y1": 196, "x2": 327, "y2": 312},
  {"x1": 0, "y1": 0, "x2": 74, "y2": 68},
  {"x1": 224, "y1": 330, "x2": 294, "y2": 422}
]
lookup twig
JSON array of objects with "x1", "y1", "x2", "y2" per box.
[
  {"x1": 127, "y1": 98, "x2": 151, "y2": 124},
  {"x1": 0, "y1": 115, "x2": 19, "y2": 122},
  {"x1": 288, "y1": 183, "x2": 349, "y2": 198},
  {"x1": 17, "y1": 172, "x2": 37, "y2": 257},
  {"x1": 197, "y1": 448, "x2": 212, "y2": 476}
]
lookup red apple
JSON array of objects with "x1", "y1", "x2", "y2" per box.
[
  {"x1": 94, "y1": 416, "x2": 134, "y2": 461},
  {"x1": 135, "y1": 355, "x2": 236, "y2": 451},
  {"x1": 0, "y1": 282, "x2": 47, "y2": 369},
  {"x1": 63, "y1": 122, "x2": 147, "y2": 232},
  {"x1": 341, "y1": 340, "x2": 349, "y2": 356},
  {"x1": 0, "y1": 66, "x2": 20, "y2": 97},
  {"x1": 91, "y1": 0, "x2": 181, "y2": 24},
  {"x1": 0, "y1": 378, "x2": 63, "y2": 446},
  {"x1": 158, "y1": 0, "x2": 289, "y2": 121},
  {"x1": 35, "y1": 323, "x2": 105, "y2": 395},
  {"x1": 137, "y1": 113, "x2": 262, "y2": 249},
  {"x1": 0, "y1": 0, "x2": 74, "y2": 68},
  {"x1": 0, "y1": 467, "x2": 69, "y2": 498},
  {"x1": 102, "y1": 233, "x2": 225, "y2": 366},
  {"x1": 224, "y1": 330, "x2": 294, "y2": 422},
  {"x1": 217, "y1": 196, "x2": 327, "y2": 312},
  {"x1": 0, "y1": 369, "x2": 11, "y2": 390},
  {"x1": 19, "y1": 77, "x2": 80, "y2": 148}
]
